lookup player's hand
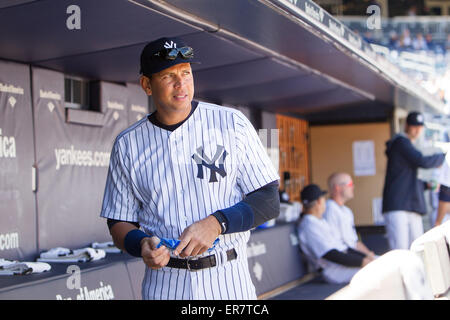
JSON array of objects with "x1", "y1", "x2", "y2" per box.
[
  {"x1": 141, "y1": 236, "x2": 171, "y2": 269},
  {"x1": 174, "y1": 215, "x2": 222, "y2": 258},
  {"x1": 361, "y1": 256, "x2": 373, "y2": 268},
  {"x1": 367, "y1": 251, "x2": 377, "y2": 260}
]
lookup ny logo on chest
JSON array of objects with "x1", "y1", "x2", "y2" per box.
[{"x1": 192, "y1": 145, "x2": 228, "y2": 183}]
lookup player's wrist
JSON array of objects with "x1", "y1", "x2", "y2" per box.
[
  {"x1": 208, "y1": 214, "x2": 224, "y2": 236},
  {"x1": 124, "y1": 229, "x2": 151, "y2": 257},
  {"x1": 140, "y1": 236, "x2": 150, "y2": 248},
  {"x1": 211, "y1": 211, "x2": 227, "y2": 234},
  {"x1": 362, "y1": 256, "x2": 372, "y2": 267}
]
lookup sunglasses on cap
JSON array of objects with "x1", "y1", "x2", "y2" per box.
[{"x1": 153, "y1": 46, "x2": 194, "y2": 61}]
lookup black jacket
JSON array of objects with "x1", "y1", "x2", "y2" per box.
[{"x1": 382, "y1": 134, "x2": 445, "y2": 215}]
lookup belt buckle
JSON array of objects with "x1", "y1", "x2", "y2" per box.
[
  {"x1": 219, "y1": 250, "x2": 228, "y2": 265},
  {"x1": 186, "y1": 256, "x2": 195, "y2": 272}
]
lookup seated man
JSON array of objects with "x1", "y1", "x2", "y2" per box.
[
  {"x1": 297, "y1": 184, "x2": 374, "y2": 284},
  {"x1": 324, "y1": 172, "x2": 376, "y2": 258}
]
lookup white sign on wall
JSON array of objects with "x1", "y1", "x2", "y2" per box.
[{"x1": 352, "y1": 140, "x2": 376, "y2": 176}]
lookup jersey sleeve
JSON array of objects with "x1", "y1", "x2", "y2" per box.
[
  {"x1": 396, "y1": 136, "x2": 445, "y2": 169},
  {"x1": 299, "y1": 218, "x2": 348, "y2": 260},
  {"x1": 323, "y1": 202, "x2": 341, "y2": 234},
  {"x1": 438, "y1": 154, "x2": 450, "y2": 186},
  {"x1": 234, "y1": 112, "x2": 280, "y2": 195},
  {"x1": 303, "y1": 226, "x2": 338, "y2": 259},
  {"x1": 100, "y1": 137, "x2": 141, "y2": 222}
]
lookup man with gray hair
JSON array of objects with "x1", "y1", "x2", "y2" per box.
[{"x1": 324, "y1": 172, "x2": 375, "y2": 258}]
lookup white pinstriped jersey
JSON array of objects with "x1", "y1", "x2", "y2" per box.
[{"x1": 100, "y1": 101, "x2": 279, "y2": 300}]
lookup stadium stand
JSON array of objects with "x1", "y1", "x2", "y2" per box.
[{"x1": 340, "y1": 16, "x2": 450, "y2": 110}]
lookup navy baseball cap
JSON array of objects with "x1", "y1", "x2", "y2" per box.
[
  {"x1": 140, "y1": 37, "x2": 200, "y2": 77},
  {"x1": 406, "y1": 111, "x2": 425, "y2": 126},
  {"x1": 300, "y1": 184, "x2": 327, "y2": 205}
]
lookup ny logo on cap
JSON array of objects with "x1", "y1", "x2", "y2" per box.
[
  {"x1": 192, "y1": 145, "x2": 227, "y2": 183},
  {"x1": 164, "y1": 41, "x2": 177, "y2": 49}
]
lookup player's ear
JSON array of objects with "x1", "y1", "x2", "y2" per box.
[{"x1": 140, "y1": 75, "x2": 152, "y2": 96}]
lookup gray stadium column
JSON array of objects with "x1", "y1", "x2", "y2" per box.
[
  {"x1": 126, "y1": 83, "x2": 149, "y2": 126},
  {"x1": 32, "y1": 67, "x2": 129, "y2": 251},
  {"x1": 0, "y1": 60, "x2": 36, "y2": 261}
]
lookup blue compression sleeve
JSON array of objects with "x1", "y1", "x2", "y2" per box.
[
  {"x1": 211, "y1": 180, "x2": 280, "y2": 234},
  {"x1": 124, "y1": 229, "x2": 150, "y2": 257},
  {"x1": 214, "y1": 202, "x2": 254, "y2": 234}
]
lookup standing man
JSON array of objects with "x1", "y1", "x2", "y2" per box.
[
  {"x1": 324, "y1": 172, "x2": 375, "y2": 258},
  {"x1": 297, "y1": 184, "x2": 373, "y2": 284},
  {"x1": 382, "y1": 111, "x2": 445, "y2": 249},
  {"x1": 100, "y1": 37, "x2": 280, "y2": 300}
]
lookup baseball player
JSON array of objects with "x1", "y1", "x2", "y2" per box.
[
  {"x1": 100, "y1": 37, "x2": 280, "y2": 300},
  {"x1": 382, "y1": 111, "x2": 445, "y2": 249},
  {"x1": 297, "y1": 184, "x2": 373, "y2": 284},
  {"x1": 324, "y1": 172, "x2": 375, "y2": 258}
]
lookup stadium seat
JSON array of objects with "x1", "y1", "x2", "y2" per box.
[
  {"x1": 326, "y1": 250, "x2": 433, "y2": 300},
  {"x1": 410, "y1": 221, "x2": 450, "y2": 299}
]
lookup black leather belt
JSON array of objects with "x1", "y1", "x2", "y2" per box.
[{"x1": 167, "y1": 249, "x2": 237, "y2": 271}]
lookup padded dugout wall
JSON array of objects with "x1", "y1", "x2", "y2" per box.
[
  {"x1": 126, "y1": 83, "x2": 148, "y2": 126},
  {"x1": 248, "y1": 223, "x2": 307, "y2": 296},
  {"x1": 32, "y1": 67, "x2": 133, "y2": 251},
  {"x1": 0, "y1": 60, "x2": 36, "y2": 261}
]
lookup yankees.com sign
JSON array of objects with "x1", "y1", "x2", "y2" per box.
[{"x1": 54, "y1": 145, "x2": 110, "y2": 170}]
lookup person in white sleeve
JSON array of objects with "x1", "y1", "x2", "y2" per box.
[
  {"x1": 323, "y1": 172, "x2": 376, "y2": 258},
  {"x1": 435, "y1": 154, "x2": 450, "y2": 226},
  {"x1": 99, "y1": 37, "x2": 280, "y2": 300},
  {"x1": 297, "y1": 184, "x2": 374, "y2": 284}
]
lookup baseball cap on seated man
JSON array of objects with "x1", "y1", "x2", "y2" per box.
[
  {"x1": 300, "y1": 184, "x2": 327, "y2": 205},
  {"x1": 406, "y1": 111, "x2": 425, "y2": 126},
  {"x1": 140, "y1": 37, "x2": 200, "y2": 77}
]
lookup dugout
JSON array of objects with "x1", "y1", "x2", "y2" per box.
[{"x1": 0, "y1": 0, "x2": 446, "y2": 299}]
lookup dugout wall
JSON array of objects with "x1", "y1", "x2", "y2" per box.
[
  {"x1": 32, "y1": 67, "x2": 130, "y2": 251},
  {"x1": 310, "y1": 122, "x2": 391, "y2": 225},
  {"x1": 0, "y1": 60, "x2": 149, "y2": 261},
  {"x1": 0, "y1": 60, "x2": 36, "y2": 261}
]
